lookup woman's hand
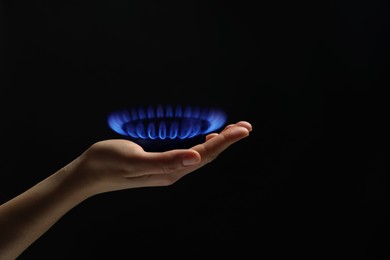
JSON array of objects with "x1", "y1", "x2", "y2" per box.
[{"x1": 66, "y1": 121, "x2": 252, "y2": 196}]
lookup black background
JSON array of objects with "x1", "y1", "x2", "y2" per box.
[{"x1": 0, "y1": 0, "x2": 388, "y2": 259}]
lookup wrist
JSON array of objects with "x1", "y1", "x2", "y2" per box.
[{"x1": 51, "y1": 162, "x2": 95, "y2": 205}]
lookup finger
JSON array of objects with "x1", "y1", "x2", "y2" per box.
[
  {"x1": 205, "y1": 133, "x2": 219, "y2": 141},
  {"x1": 221, "y1": 121, "x2": 252, "y2": 133},
  {"x1": 123, "y1": 122, "x2": 252, "y2": 186},
  {"x1": 191, "y1": 123, "x2": 251, "y2": 165},
  {"x1": 128, "y1": 121, "x2": 251, "y2": 176},
  {"x1": 235, "y1": 121, "x2": 253, "y2": 132},
  {"x1": 206, "y1": 121, "x2": 252, "y2": 141}
]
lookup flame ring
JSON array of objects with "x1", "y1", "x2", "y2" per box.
[{"x1": 107, "y1": 105, "x2": 227, "y2": 140}]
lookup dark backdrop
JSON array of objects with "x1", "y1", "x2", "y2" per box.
[{"x1": 1, "y1": 0, "x2": 388, "y2": 259}]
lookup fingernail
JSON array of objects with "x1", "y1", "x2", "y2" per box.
[{"x1": 182, "y1": 155, "x2": 200, "y2": 166}]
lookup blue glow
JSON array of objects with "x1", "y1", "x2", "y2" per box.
[{"x1": 107, "y1": 105, "x2": 227, "y2": 140}]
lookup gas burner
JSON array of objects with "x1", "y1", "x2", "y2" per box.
[{"x1": 107, "y1": 104, "x2": 227, "y2": 141}]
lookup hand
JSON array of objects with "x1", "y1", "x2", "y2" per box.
[{"x1": 64, "y1": 121, "x2": 253, "y2": 197}]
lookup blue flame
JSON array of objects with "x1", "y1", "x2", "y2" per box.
[{"x1": 107, "y1": 105, "x2": 227, "y2": 140}]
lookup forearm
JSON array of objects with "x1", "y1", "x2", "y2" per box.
[{"x1": 0, "y1": 165, "x2": 91, "y2": 259}]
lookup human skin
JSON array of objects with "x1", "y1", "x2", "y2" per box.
[{"x1": 0, "y1": 121, "x2": 252, "y2": 259}]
